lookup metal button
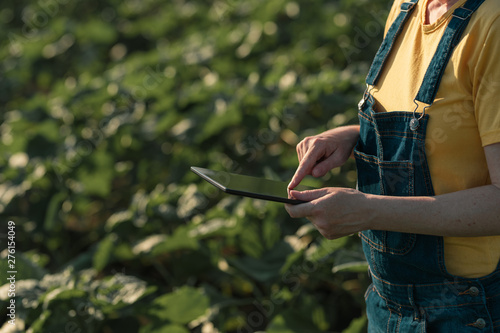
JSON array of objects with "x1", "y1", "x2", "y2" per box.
[
  {"x1": 473, "y1": 318, "x2": 486, "y2": 329},
  {"x1": 468, "y1": 286, "x2": 480, "y2": 297},
  {"x1": 410, "y1": 118, "x2": 419, "y2": 131}
]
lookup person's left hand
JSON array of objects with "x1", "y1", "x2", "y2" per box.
[{"x1": 285, "y1": 188, "x2": 372, "y2": 239}]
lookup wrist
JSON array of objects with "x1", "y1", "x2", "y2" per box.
[{"x1": 360, "y1": 193, "x2": 380, "y2": 231}]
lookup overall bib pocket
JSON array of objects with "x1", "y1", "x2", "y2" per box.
[
  {"x1": 354, "y1": 147, "x2": 417, "y2": 255},
  {"x1": 354, "y1": 148, "x2": 415, "y2": 196}
]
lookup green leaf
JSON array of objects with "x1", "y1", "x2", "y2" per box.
[
  {"x1": 0, "y1": 250, "x2": 46, "y2": 281},
  {"x1": 229, "y1": 241, "x2": 293, "y2": 282},
  {"x1": 262, "y1": 215, "x2": 281, "y2": 249},
  {"x1": 93, "y1": 233, "x2": 117, "y2": 271},
  {"x1": 188, "y1": 217, "x2": 239, "y2": 239},
  {"x1": 93, "y1": 274, "x2": 154, "y2": 311},
  {"x1": 140, "y1": 323, "x2": 190, "y2": 333},
  {"x1": 238, "y1": 223, "x2": 264, "y2": 258},
  {"x1": 266, "y1": 309, "x2": 323, "y2": 333},
  {"x1": 31, "y1": 288, "x2": 103, "y2": 333},
  {"x1": 76, "y1": 149, "x2": 114, "y2": 197},
  {"x1": 150, "y1": 225, "x2": 199, "y2": 256},
  {"x1": 148, "y1": 286, "x2": 209, "y2": 325},
  {"x1": 332, "y1": 261, "x2": 369, "y2": 274},
  {"x1": 196, "y1": 105, "x2": 242, "y2": 143},
  {"x1": 306, "y1": 237, "x2": 349, "y2": 263}
]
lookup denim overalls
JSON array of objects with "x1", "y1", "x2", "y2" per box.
[{"x1": 354, "y1": 0, "x2": 500, "y2": 331}]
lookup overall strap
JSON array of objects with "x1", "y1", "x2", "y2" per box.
[
  {"x1": 366, "y1": 0, "x2": 419, "y2": 86},
  {"x1": 415, "y1": 0, "x2": 486, "y2": 104}
]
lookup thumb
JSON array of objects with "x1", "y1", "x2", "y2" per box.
[{"x1": 289, "y1": 189, "x2": 328, "y2": 202}]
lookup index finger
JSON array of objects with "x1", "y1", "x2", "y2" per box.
[{"x1": 288, "y1": 150, "x2": 320, "y2": 190}]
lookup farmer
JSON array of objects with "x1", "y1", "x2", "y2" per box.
[{"x1": 286, "y1": 0, "x2": 500, "y2": 330}]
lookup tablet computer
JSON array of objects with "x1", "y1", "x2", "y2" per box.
[{"x1": 191, "y1": 166, "x2": 314, "y2": 205}]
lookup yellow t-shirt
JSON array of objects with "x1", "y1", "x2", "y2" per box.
[{"x1": 371, "y1": 0, "x2": 500, "y2": 278}]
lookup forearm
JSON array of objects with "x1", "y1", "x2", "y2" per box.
[
  {"x1": 345, "y1": 125, "x2": 360, "y2": 158},
  {"x1": 367, "y1": 184, "x2": 500, "y2": 237}
]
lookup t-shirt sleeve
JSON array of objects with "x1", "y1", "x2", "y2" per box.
[{"x1": 473, "y1": 16, "x2": 500, "y2": 147}]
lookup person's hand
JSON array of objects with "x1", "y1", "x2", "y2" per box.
[
  {"x1": 288, "y1": 125, "x2": 359, "y2": 190},
  {"x1": 285, "y1": 188, "x2": 371, "y2": 239}
]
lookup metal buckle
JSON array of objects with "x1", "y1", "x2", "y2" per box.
[
  {"x1": 358, "y1": 85, "x2": 373, "y2": 110},
  {"x1": 400, "y1": 1, "x2": 416, "y2": 12},
  {"x1": 410, "y1": 100, "x2": 430, "y2": 131}
]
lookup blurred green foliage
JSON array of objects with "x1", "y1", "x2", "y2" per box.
[{"x1": 1, "y1": 0, "x2": 390, "y2": 331}]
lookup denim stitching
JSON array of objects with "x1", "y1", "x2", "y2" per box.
[
  {"x1": 377, "y1": 128, "x2": 426, "y2": 141},
  {"x1": 364, "y1": 283, "x2": 375, "y2": 301},
  {"x1": 372, "y1": 286, "x2": 487, "y2": 311},
  {"x1": 361, "y1": 232, "x2": 417, "y2": 255},
  {"x1": 371, "y1": 246, "x2": 383, "y2": 280},
  {"x1": 380, "y1": 133, "x2": 419, "y2": 140},
  {"x1": 366, "y1": 0, "x2": 419, "y2": 86},
  {"x1": 386, "y1": 307, "x2": 392, "y2": 333},
  {"x1": 396, "y1": 310, "x2": 402, "y2": 332},
  {"x1": 358, "y1": 110, "x2": 373, "y2": 123},
  {"x1": 369, "y1": 270, "x2": 500, "y2": 316},
  {"x1": 421, "y1": 313, "x2": 427, "y2": 333},
  {"x1": 417, "y1": 143, "x2": 434, "y2": 197},
  {"x1": 370, "y1": 270, "x2": 474, "y2": 289}
]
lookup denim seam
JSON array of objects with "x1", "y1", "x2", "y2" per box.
[
  {"x1": 409, "y1": 162, "x2": 415, "y2": 196},
  {"x1": 366, "y1": 0, "x2": 419, "y2": 86},
  {"x1": 358, "y1": 114, "x2": 373, "y2": 124},
  {"x1": 380, "y1": 163, "x2": 413, "y2": 169},
  {"x1": 370, "y1": 29, "x2": 401, "y2": 86},
  {"x1": 374, "y1": 284, "x2": 413, "y2": 310},
  {"x1": 373, "y1": 283, "x2": 487, "y2": 310},
  {"x1": 378, "y1": 129, "x2": 418, "y2": 135},
  {"x1": 360, "y1": 232, "x2": 416, "y2": 255},
  {"x1": 378, "y1": 133, "x2": 422, "y2": 141},
  {"x1": 370, "y1": 270, "x2": 477, "y2": 288},
  {"x1": 353, "y1": 151, "x2": 377, "y2": 164},
  {"x1": 396, "y1": 310, "x2": 402, "y2": 332},
  {"x1": 420, "y1": 314, "x2": 426, "y2": 333},
  {"x1": 416, "y1": 144, "x2": 434, "y2": 197},
  {"x1": 371, "y1": 246, "x2": 383, "y2": 279},
  {"x1": 385, "y1": 306, "x2": 403, "y2": 333},
  {"x1": 364, "y1": 283, "x2": 375, "y2": 301},
  {"x1": 374, "y1": 113, "x2": 420, "y2": 121},
  {"x1": 358, "y1": 109, "x2": 374, "y2": 123},
  {"x1": 437, "y1": 236, "x2": 452, "y2": 276},
  {"x1": 354, "y1": 149, "x2": 414, "y2": 167},
  {"x1": 386, "y1": 308, "x2": 392, "y2": 333}
]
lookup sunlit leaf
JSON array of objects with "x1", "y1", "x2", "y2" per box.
[
  {"x1": 93, "y1": 274, "x2": 155, "y2": 311},
  {"x1": 148, "y1": 286, "x2": 209, "y2": 325}
]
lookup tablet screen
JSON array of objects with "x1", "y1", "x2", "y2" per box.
[{"x1": 191, "y1": 166, "x2": 314, "y2": 204}]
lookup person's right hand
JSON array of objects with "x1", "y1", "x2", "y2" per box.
[{"x1": 288, "y1": 125, "x2": 360, "y2": 191}]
